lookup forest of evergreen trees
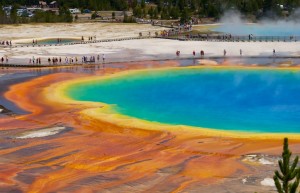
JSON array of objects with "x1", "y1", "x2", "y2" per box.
[{"x1": 0, "y1": 0, "x2": 300, "y2": 24}]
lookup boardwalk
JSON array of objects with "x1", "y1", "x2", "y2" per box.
[{"x1": 0, "y1": 36, "x2": 155, "y2": 49}]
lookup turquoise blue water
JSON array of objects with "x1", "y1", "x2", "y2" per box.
[
  {"x1": 66, "y1": 68, "x2": 300, "y2": 133},
  {"x1": 215, "y1": 23, "x2": 300, "y2": 36},
  {"x1": 38, "y1": 39, "x2": 80, "y2": 45},
  {"x1": 19, "y1": 39, "x2": 80, "y2": 45}
]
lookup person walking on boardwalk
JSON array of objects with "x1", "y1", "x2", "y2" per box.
[
  {"x1": 193, "y1": 50, "x2": 195, "y2": 57},
  {"x1": 240, "y1": 49, "x2": 242, "y2": 56},
  {"x1": 223, "y1": 49, "x2": 227, "y2": 57},
  {"x1": 102, "y1": 54, "x2": 105, "y2": 63},
  {"x1": 273, "y1": 49, "x2": 276, "y2": 56},
  {"x1": 200, "y1": 50, "x2": 204, "y2": 57}
]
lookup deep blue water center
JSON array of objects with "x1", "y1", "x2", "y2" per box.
[{"x1": 67, "y1": 68, "x2": 300, "y2": 133}]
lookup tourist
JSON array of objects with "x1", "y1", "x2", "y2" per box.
[
  {"x1": 1, "y1": 57, "x2": 4, "y2": 63},
  {"x1": 193, "y1": 50, "x2": 195, "y2": 56},
  {"x1": 200, "y1": 50, "x2": 204, "y2": 57},
  {"x1": 223, "y1": 49, "x2": 227, "y2": 57},
  {"x1": 273, "y1": 49, "x2": 276, "y2": 56},
  {"x1": 97, "y1": 54, "x2": 100, "y2": 62},
  {"x1": 102, "y1": 54, "x2": 105, "y2": 63},
  {"x1": 29, "y1": 58, "x2": 31, "y2": 64},
  {"x1": 240, "y1": 49, "x2": 242, "y2": 56},
  {"x1": 5, "y1": 56, "x2": 8, "y2": 63}
]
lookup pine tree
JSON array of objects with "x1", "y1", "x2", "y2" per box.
[
  {"x1": 273, "y1": 138, "x2": 300, "y2": 193},
  {"x1": 153, "y1": 7, "x2": 158, "y2": 19},
  {"x1": 10, "y1": 4, "x2": 19, "y2": 24},
  {"x1": 0, "y1": 3, "x2": 8, "y2": 24},
  {"x1": 180, "y1": 7, "x2": 189, "y2": 23},
  {"x1": 141, "y1": 0, "x2": 145, "y2": 9}
]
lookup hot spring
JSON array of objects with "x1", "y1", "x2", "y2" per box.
[
  {"x1": 18, "y1": 38, "x2": 81, "y2": 45},
  {"x1": 215, "y1": 22, "x2": 300, "y2": 36},
  {"x1": 66, "y1": 68, "x2": 300, "y2": 133}
]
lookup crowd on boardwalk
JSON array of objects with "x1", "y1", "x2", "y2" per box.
[
  {"x1": 175, "y1": 49, "x2": 277, "y2": 57},
  {"x1": 0, "y1": 29, "x2": 280, "y2": 67},
  {"x1": 159, "y1": 23, "x2": 193, "y2": 37},
  {"x1": 0, "y1": 48, "x2": 280, "y2": 66},
  {"x1": 26, "y1": 54, "x2": 106, "y2": 66},
  {"x1": 1, "y1": 40, "x2": 12, "y2": 46}
]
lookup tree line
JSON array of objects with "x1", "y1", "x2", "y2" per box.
[
  {"x1": 1, "y1": 0, "x2": 300, "y2": 24},
  {"x1": 0, "y1": 5, "x2": 73, "y2": 24}
]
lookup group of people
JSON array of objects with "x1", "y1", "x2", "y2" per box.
[
  {"x1": 138, "y1": 32, "x2": 152, "y2": 37},
  {"x1": 29, "y1": 57, "x2": 42, "y2": 64},
  {"x1": 160, "y1": 25, "x2": 192, "y2": 38},
  {"x1": 178, "y1": 23, "x2": 193, "y2": 32},
  {"x1": 32, "y1": 39, "x2": 38, "y2": 44},
  {"x1": 82, "y1": 54, "x2": 105, "y2": 63},
  {"x1": 175, "y1": 49, "x2": 276, "y2": 57},
  {"x1": 176, "y1": 50, "x2": 205, "y2": 57},
  {"x1": 27, "y1": 54, "x2": 106, "y2": 65},
  {"x1": 1, "y1": 40, "x2": 12, "y2": 46},
  {"x1": 192, "y1": 50, "x2": 205, "y2": 57},
  {"x1": 87, "y1": 36, "x2": 97, "y2": 41},
  {"x1": 82, "y1": 56, "x2": 95, "y2": 63}
]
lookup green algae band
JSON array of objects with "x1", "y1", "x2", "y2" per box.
[{"x1": 66, "y1": 68, "x2": 300, "y2": 133}]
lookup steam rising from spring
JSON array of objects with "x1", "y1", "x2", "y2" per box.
[{"x1": 217, "y1": 10, "x2": 300, "y2": 36}]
